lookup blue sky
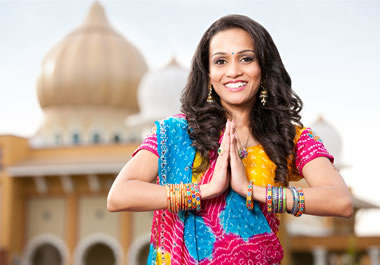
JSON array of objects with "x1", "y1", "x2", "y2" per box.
[{"x1": 1, "y1": 0, "x2": 380, "y2": 234}]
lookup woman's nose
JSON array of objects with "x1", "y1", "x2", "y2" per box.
[{"x1": 226, "y1": 60, "x2": 242, "y2": 78}]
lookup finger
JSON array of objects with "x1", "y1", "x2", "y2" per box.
[
  {"x1": 220, "y1": 129, "x2": 230, "y2": 170},
  {"x1": 217, "y1": 120, "x2": 230, "y2": 158},
  {"x1": 230, "y1": 133, "x2": 239, "y2": 162},
  {"x1": 220, "y1": 119, "x2": 229, "y2": 146}
]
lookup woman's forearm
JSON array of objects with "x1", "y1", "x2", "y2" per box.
[
  {"x1": 244, "y1": 185, "x2": 352, "y2": 218},
  {"x1": 107, "y1": 179, "x2": 217, "y2": 212},
  {"x1": 107, "y1": 180, "x2": 167, "y2": 212},
  {"x1": 290, "y1": 186, "x2": 352, "y2": 218}
]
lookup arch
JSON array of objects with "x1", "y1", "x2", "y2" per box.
[
  {"x1": 127, "y1": 233, "x2": 151, "y2": 265},
  {"x1": 22, "y1": 234, "x2": 69, "y2": 265},
  {"x1": 73, "y1": 233, "x2": 123, "y2": 265}
]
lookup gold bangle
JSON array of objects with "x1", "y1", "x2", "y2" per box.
[
  {"x1": 176, "y1": 184, "x2": 180, "y2": 213},
  {"x1": 171, "y1": 184, "x2": 175, "y2": 213},
  {"x1": 181, "y1": 182, "x2": 185, "y2": 211}
]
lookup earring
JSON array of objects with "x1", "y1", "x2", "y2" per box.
[
  {"x1": 259, "y1": 83, "x2": 268, "y2": 106},
  {"x1": 207, "y1": 83, "x2": 214, "y2": 103}
]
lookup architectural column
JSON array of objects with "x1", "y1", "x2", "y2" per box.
[
  {"x1": 312, "y1": 246, "x2": 327, "y2": 265},
  {"x1": 120, "y1": 212, "x2": 132, "y2": 265},
  {"x1": 66, "y1": 192, "x2": 77, "y2": 265},
  {"x1": 369, "y1": 247, "x2": 380, "y2": 265}
]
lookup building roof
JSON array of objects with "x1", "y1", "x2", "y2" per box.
[{"x1": 6, "y1": 144, "x2": 137, "y2": 177}]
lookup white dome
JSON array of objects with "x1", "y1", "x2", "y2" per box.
[
  {"x1": 138, "y1": 58, "x2": 188, "y2": 119},
  {"x1": 126, "y1": 58, "x2": 189, "y2": 139},
  {"x1": 311, "y1": 116, "x2": 343, "y2": 167}
]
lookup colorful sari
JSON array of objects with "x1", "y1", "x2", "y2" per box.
[{"x1": 133, "y1": 114, "x2": 333, "y2": 265}]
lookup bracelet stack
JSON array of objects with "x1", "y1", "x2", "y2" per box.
[
  {"x1": 166, "y1": 182, "x2": 201, "y2": 213},
  {"x1": 265, "y1": 185, "x2": 305, "y2": 217},
  {"x1": 246, "y1": 181, "x2": 254, "y2": 210}
]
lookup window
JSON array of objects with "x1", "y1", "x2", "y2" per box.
[
  {"x1": 112, "y1": 134, "x2": 121, "y2": 143},
  {"x1": 72, "y1": 133, "x2": 80, "y2": 145},
  {"x1": 92, "y1": 133, "x2": 101, "y2": 144},
  {"x1": 55, "y1": 134, "x2": 62, "y2": 146}
]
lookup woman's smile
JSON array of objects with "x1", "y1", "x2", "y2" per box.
[{"x1": 224, "y1": 80, "x2": 248, "y2": 92}]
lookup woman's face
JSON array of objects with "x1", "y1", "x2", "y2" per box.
[{"x1": 209, "y1": 28, "x2": 261, "y2": 109}]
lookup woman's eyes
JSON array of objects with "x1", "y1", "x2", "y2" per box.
[
  {"x1": 213, "y1": 56, "x2": 254, "y2": 65},
  {"x1": 215, "y1": 59, "x2": 227, "y2": 65},
  {"x1": 241, "y1": 56, "x2": 254, "y2": 63}
]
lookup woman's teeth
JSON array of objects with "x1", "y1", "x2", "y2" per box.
[{"x1": 225, "y1": 82, "x2": 247, "y2": 88}]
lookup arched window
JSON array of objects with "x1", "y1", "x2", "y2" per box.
[
  {"x1": 72, "y1": 133, "x2": 80, "y2": 145},
  {"x1": 31, "y1": 243, "x2": 62, "y2": 265},
  {"x1": 92, "y1": 133, "x2": 101, "y2": 144},
  {"x1": 112, "y1": 134, "x2": 121, "y2": 143},
  {"x1": 55, "y1": 134, "x2": 62, "y2": 146},
  {"x1": 83, "y1": 243, "x2": 115, "y2": 265}
]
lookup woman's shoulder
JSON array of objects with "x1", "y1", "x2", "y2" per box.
[
  {"x1": 156, "y1": 113, "x2": 187, "y2": 127},
  {"x1": 294, "y1": 126, "x2": 323, "y2": 144}
]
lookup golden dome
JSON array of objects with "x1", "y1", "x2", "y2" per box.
[{"x1": 37, "y1": 2, "x2": 148, "y2": 112}]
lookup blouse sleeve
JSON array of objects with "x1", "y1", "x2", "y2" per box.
[
  {"x1": 295, "y1": 127, "x2": 334, "y2": 176},
  {"x1": 132, "y1": 125, "x2": 159, "y2": 157}
]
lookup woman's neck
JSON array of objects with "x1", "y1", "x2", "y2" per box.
[{"x1": 225, "y1": 104, "x2": 251, "y2": 130}]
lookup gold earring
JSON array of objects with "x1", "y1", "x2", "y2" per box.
[
  {"x1": 207, "y1": 83, "x2": 214, "y2": 103},
  {"x1": 259, "y1": 83, "x2": 268, "y2": 106}
]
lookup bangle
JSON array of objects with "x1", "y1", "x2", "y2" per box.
[
  {"x1": 295, "y1": 187, "x2": 305, "y2": 217},
  {"x1": 191, "y1": 183, "x2": 196, "y2": 210},
  {"x1": 176, "y1": 184, "x2": 181, "y2": 213},
  {"x1": 278, "y1": 186, "x2": 283, "y2": 213},
  {"x1": 273, "y1": 186, "x2": 278, "y2": 213},
  {"x1": 246, "y1": 181, "x2": 254, "y2": 210},
  {"x1": 181, "y1": 182, "x2": 185, "y2": 211},
  {"x1": 170, "y1": 184, "x2": 175, "y2": 213},
  {"x1": 289, "y1": 186, "x2": 300, "y2": 216},
  {"x1": 166, "y1": 185, "x2": 171, "y2": 212},
  {"x1": 266, "y1": 184, "x2": 273, "y2": 213},
  {"x1": 186, "y1": 184, "x2": 192, "y2": 210},
  {"x1": 194, "y1": 183, "x2": 201, "y2": 212},
  {"x1": 283, "y1": 188, "x2": 287, "y2": 213}
]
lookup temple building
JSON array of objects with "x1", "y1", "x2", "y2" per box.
[{"x1": 0, "y1": 2, "x2": 379, "y2": 265}]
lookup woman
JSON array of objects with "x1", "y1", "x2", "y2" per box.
[{"x1": 107, "y1": 14, "x2": 352, "y2": 265}]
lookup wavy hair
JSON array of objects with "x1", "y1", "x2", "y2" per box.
[{"x1": 180, "y1": 14, "x2": 303, "y2": 186}]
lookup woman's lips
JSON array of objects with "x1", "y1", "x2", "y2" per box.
[{"x1": 224, "y1": 81, "x2": 247, "y2": 92}]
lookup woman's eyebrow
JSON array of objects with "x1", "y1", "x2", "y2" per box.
[{"x1": 211, "y1": 49, "x2": 255, "y2": 57}]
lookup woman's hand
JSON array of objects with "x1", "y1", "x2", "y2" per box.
[
  {"x1": 206, "y1": 120, "x2": 232, "y2": 198},
  {"x1": 229, "y1": 121, "x2": 249, "y2": 197}
]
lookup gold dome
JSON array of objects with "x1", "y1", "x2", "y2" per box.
[{"x1": 37, "y1": 2, "x2": 148, "y2": 111}]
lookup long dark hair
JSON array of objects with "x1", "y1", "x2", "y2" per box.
[{"x1": 181, "y1": 14, "x2": 303, "y2": 186}]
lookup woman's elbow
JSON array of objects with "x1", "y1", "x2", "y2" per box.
[
  {"x1": 107, "y1": 191, "x2": 128, "y2": 212},
  {"x1": 107, "y1": 193, "x2": 119, "y2": 212},
  {"x1": 339, "y1": 194, "x2": 353, "y2": 218}
]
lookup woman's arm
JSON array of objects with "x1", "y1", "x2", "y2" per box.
[
  {"x1": 239, "y1": 158, "x2": 353, "y2": 218},
  {"x1": 107, "y1": 120, "x2": 233, "y2": 212},
  {"x1": 107, "y1": 150, "x2": 166, "y2": 212},
  {"x1": 296, "y1": 157, "x2": 352, "y2": 217}
]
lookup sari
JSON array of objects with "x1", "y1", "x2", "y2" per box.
[{"x1": 133, "y1": 114, "x2": 333, "y2": 265}]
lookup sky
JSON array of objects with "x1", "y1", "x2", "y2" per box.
[{"x1": 0, "y1": 0, "x2": 380, "y2": 234}]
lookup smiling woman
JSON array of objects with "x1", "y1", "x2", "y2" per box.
[
  {"x1": 209, "y1": 28, "x2": 261, "y2": 111},
  {"x1": 107, "y1": 14, "x2": 352, "y2": 265}
]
